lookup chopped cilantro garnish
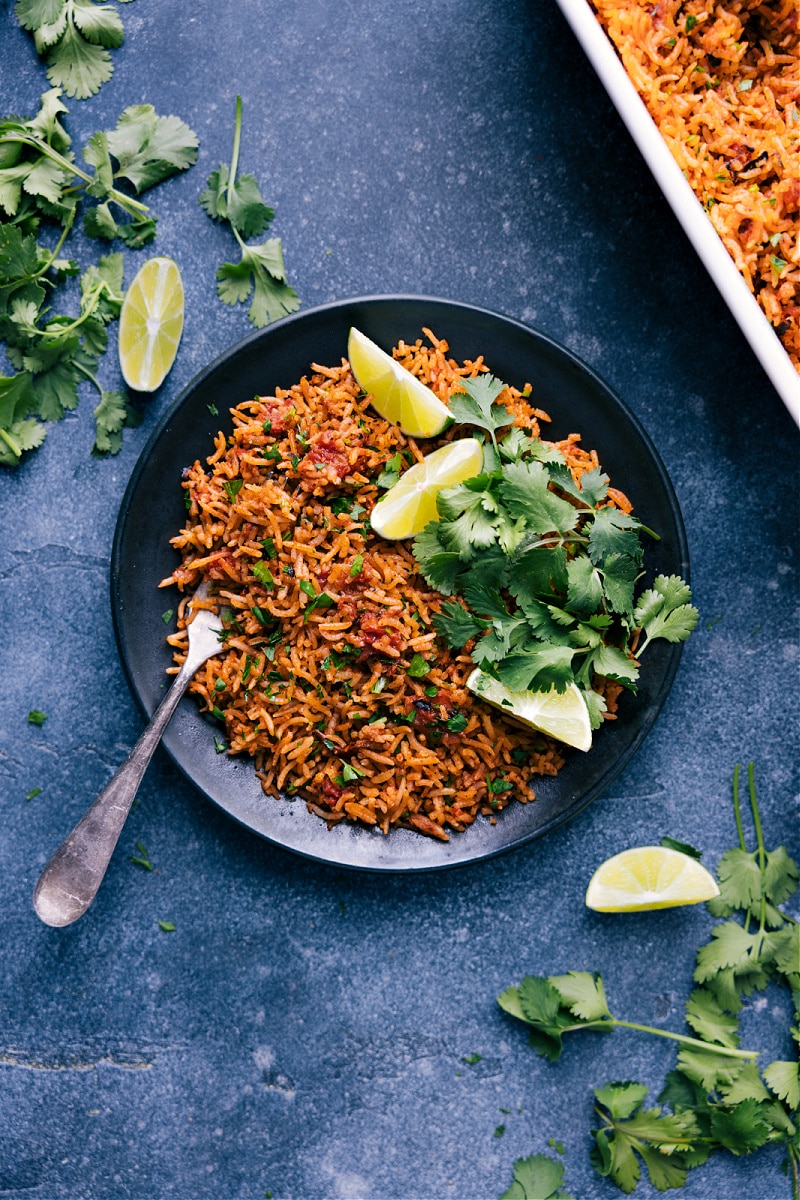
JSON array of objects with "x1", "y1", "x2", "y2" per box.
[
  {"x1": 253, "y1": 561, "x2": 275, "y2": 588},
  {"x1": 407, "y1": 653, "x2": 431, "y2": 678},
  {"x1": 339, "y1": 760, "x2": 366, "y2": 783},
  {"x1": 223, "y1": 478, "x2": 243, "y2": 502},
  {"x1": 377, "y1": 452, "x2": 405, "y2": 489},
  {"x1": 350, "y1": 554, "x2": 364, "y2": 577},
  {"x1": 27, "y1": 709, "x2": 47, "y2": 726}
]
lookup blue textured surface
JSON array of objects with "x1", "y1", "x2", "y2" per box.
[{"x1": 1, "y1": 3, "x2": 798, "y2": 1199}]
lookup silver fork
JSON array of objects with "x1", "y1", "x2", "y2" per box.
[{"x1": 33, "y1": 583, "x2": 223, "y2": 928}]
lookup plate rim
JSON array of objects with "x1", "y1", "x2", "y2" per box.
[{"x1": 111, "y1": 293, "x2": 690, "y2": 872}]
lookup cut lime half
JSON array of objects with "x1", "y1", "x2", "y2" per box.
[
  {"x1": 118, "y1": 256, "x2": 184, "y2": 392},
  {"x1": 348, "y1": 326, "x2": 452, "y2": 437}
]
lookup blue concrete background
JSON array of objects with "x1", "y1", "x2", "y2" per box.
[{"x1": 1, "y1": 2, "x2": 798, "y2": 1198}]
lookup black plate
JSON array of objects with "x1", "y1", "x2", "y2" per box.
[{"x1": 111, "y1": 295, "x2": 689, "y2": 872}]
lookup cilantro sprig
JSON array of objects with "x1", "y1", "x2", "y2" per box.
[
  {"x1": 0, "y1": 89, "x2": 198, "y2": 462},
  {"x1": 199, "y1": 96, "x2": 299, "y2": 329},
  {"x1": 15, "y1": 0, "x2": 135, "y2": 100},
  {"x1": 497, "y1": 765, "x2": 800, "y2": 1197},
  {"x1": 413, "y1": 375, "x2": 698, "y2": 723}
]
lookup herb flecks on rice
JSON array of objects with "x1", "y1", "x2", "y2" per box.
[{"x1": 160, "y1": 331, "x2": 629, "y2": 839}]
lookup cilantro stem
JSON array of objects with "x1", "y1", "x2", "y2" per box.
[
  {"x1": 72, "y1": 360, "x2": 102, "y2": 395},
  {"x1": 0, "y1": 132, "x2": 150, "y2": 218},
  {"x1": 562, "y1": 1016, "x2": 758, "y2": 1058},
  {"x1": 732, "y1": 761, "x2": 747, "y2": 852},
  {"x1": 608, "y1": 1018, "x2": 758, "y2": 1059},
  {"x1": 747, "y1": 760, "x2": 767, "y2": 872},
  {"x1": 0, "y1": 426, "x2": 23, "y2": 459},
  {"x1": 789, "y1": 1146, "x2": 799, "y2": 1200},
  {"x1": 31, "y1": 280, "x2": 121, "y2": 340},
  {"x1": 227, "y1": 96, "x2": 244, "y2": 210}
]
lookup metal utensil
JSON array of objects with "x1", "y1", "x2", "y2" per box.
[{"x1": 33, "y1": 584, "x2": 222, "y2": 928}]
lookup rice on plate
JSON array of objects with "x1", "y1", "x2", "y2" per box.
[{"x1": 159, "y1": 330, "x2": 676, "y2": 842}]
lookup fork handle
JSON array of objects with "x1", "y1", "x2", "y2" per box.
[{"x1": 33, "y1": 657, "x2": 196, "y2": 928}]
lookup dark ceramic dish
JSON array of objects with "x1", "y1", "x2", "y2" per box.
[{"x1": 111, "y1": 295, "x2": 689, "y2": 871}]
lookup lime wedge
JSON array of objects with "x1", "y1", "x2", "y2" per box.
[
  {"x1": 585, "y1": 846, "x2": 720, "y2": 912},
  {"x1": 118, "y1": 256, "x2": 184, "y2": 392},
  {"x1": 348, "y1": 326, "x2": 452, "y2": 437},
  {"x1": 370, "y1": 438, "x2": 483, "y2": 540},
  {"x1": 466, "y1": 668, "x2": 592, "y2": 752}
]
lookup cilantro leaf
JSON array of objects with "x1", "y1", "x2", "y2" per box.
[
  {"x1": 592, "y1": 1088, "x2": 701, "y2": 1194},
  {"x1": 412, "y1": 523, "x2": 465, "y2": 595},
  {"x1": 593, "y1": 1082, "x2": 649, "y2": 1121},
  {"x1": 447, "y1": 373, "x2": 508, "y2": 436},
  {"x1": 493, "y1": 643, "x2": 576, "y2": 693},
  {"x1": 432, "y1": 600, "x2": 488, "y2": 648},
  {"x1": 709, "y1": 1099, "x2": 773, "y2": 1154},
  {"x1": 684, "y1": 988, "x2": 740, "y2": 1049},
  {"x1": 499, "y1": 459, "x2": 579, "y2": 536},
  {"x1": 548, "y1": 971, "x2": 611, "y2": 1022},
  {"x1": 106, "y1": 105, "x2": 199, "y2": 193},
  {"x1": 634, "y1": 574, "x2": 700, "y2": 651},
  {"x1": 763, "y1": 1061, "x2": 800, "y2": 1110},
  {"x1": 199, "y1": 163, "x2": 275, "y2": 239},
  {"x1": 92, "y1": 388, "x2": 128, "y2": 454},
  {"x1": 16, "y1": 0, "x2": 128, "y2": 99},
  {"x1": 565, "y1": 555, "x2": 603, "y2": 614},
  {"x1": 499, "y1": 1153, "x2": 573, "y2": 1200},
  {"x1": 587, "y1": 505, "x2": 643, "y2": 565},
  {"x1": 202, "y1": 96, "x2": 298, "y2": 329}
]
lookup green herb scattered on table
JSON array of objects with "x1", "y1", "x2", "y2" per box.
[
  {"x1": 27, "y1": 709, "x2": 47, "y2": 725},
  {"x1": 199, "y1": 95, "x2": 299, "y2": 329},
  {"x1": 129, "y1": 840, "x2": 153, "y2": 871},
  {"x1": 0, "y1": 89, "x2": 198, "y2": 463},
  {"x1": 15, "y1": 0, "x2": 135, "y2": 100},
  {"x1": 500, "y1": 1153, "x2": 573, "y2": 1200},
  {"x1": 413, "y1": 375, "x2": 698, "y2": 726},
  {"x1": 497, "y1": 764, "x2": 800, "y2": 1197},
  {"x1": 157, "y1": 919, "x2": 176, "y2": 933}
]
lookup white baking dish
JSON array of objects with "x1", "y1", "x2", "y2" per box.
[{"x1": 554, "y1": 0, "x2": 800, "y2": 428}]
